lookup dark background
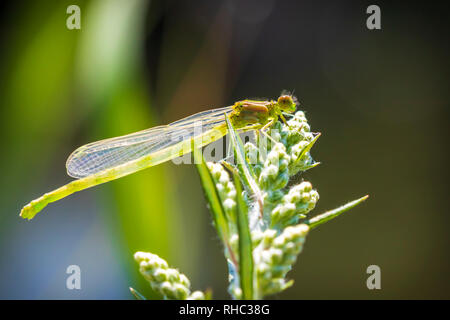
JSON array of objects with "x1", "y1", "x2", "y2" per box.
[{"x1": 0, "y1": 0, "x2": 448, "y2": 299}]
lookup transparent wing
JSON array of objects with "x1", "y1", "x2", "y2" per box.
[{"x1": 66, "y1": 106, "x2": 233, "y2": 178}]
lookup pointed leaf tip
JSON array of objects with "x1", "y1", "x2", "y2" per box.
[{"x1": 306, "y1": 195, "x2": 369, "y2": 229}]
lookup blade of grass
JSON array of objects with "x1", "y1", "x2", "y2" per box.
[
  {"x1": 225, "y1": 114, "x2": 263, "y2": 212},
  {"x1": 305, "y1": 195, "x2": 369, "y2": 230},
  {"x1": 204, "y1": 288, "x2": 213, "y2": 300},
  {"x1": 129, "y1": 287, "x2": 146, "y2": 300},
  {"x1": 302, "y1": 161, "x2": 321, "y2": 171},
  {"x1": 232, "y1": 172, "x2": 254, "y2": 300},
  {"x1": 292, "y1": 132, "x2": 321, "y2": 167},
  {"x1": 192, "y1": 139, "x2": 229, "y2": 242}
]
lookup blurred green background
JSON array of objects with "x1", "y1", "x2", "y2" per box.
[{"x1": 0, "y1": 0, "x2": 448, "y2": 299}]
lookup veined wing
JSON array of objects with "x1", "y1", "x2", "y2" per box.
[{"x1": 66, "y1": 106, "x2": 233, "y2": 178}]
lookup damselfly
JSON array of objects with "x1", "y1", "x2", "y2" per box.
[{"x1": 20, "y1": 95, "x2": 297, "y2": 219}]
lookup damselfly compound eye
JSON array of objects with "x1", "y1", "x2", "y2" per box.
[{"x1": 277, "y1": 95, "x2": 296, "y2": 113}]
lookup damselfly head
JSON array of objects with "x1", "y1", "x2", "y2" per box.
[{"x1": 277, "y1": 94, "x2": 297, "y2": 113}]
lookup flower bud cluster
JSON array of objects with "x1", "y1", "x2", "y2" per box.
[
  {"x1": 271, "y1": 181, "x2": 319, "y2": 227},
  {"x1": 285, "y1": 112, "x2": 317, "y2": 175},
  {"x1": 134, "y1": 251, "x2": 205, "y2": 300},
  {"x1": 207, "y1": 162, "x2": 237, "y2": 222},
  {"x1": 253, "y1": 224, "x2": 309, "y2": 296},
  {"x1": 258, "y1": 143, "x2": 291, "y2": 191}
]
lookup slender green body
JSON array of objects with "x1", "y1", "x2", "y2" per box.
[
  {"x1": 20, "y1": 125, "x2": 228, "y2": 219},
  {"x1": 20, "y1": 95, "x2": 297, "y2": 220}
]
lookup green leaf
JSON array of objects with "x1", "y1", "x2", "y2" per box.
[
  {"x1": 204, "y1": 288, "x2": 213, "y2": 300},
  {"x1": 232, "y1": 172, "x2": 254, "y2": 300},
  {"x1": 225, "y1": 114, "x2": 263, "y2": 208},
  {"x1": 292, "y1": 132, "x2": 321, "y2": 167},
  {"x1": 129, "y1": 287, "x2": 146, "y2": 300},
  {"x1": 301, "y1": 161, "x2": 321, "y2": 171},
  {"x1": 192, "y1": 139, "x2": 229, "y2": 242},
  {"x1": 306, "y1": 195, "x2": 369, "y2": 229}
]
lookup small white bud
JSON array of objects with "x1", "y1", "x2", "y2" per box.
[{"x1": 223, "y1": 198, "x2": 236, "y2": 210}]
